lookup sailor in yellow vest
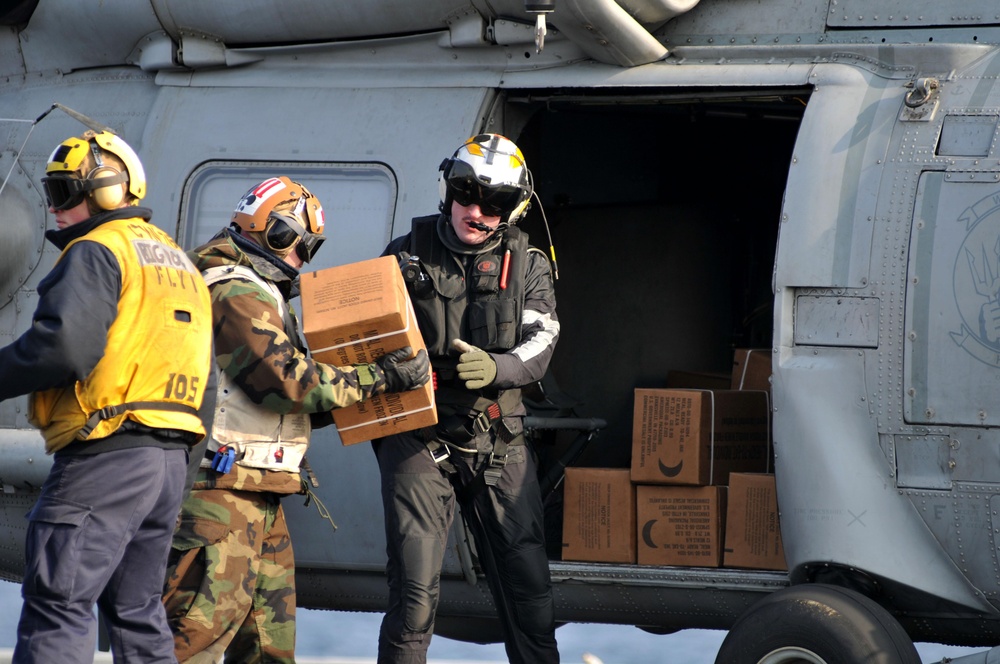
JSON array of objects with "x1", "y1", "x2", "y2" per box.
[{"x1": 0, "y1": 130, "x2": 216, "y2": 664}]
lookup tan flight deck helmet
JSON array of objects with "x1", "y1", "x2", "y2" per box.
[
  {"x1": 41, "y1": 130, "x2": 146, "y2": 213},
  {"x1": 230, "y1": 176, "x2": 326, "y2": 263}
]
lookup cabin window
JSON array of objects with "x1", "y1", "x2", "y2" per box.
[{"x1": 178, "y1": 161, "x2": 397, "y2": 271}]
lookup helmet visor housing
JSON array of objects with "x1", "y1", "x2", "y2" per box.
[{"x1": 444, "y1": 160, "x2": 528, "y2": 218}]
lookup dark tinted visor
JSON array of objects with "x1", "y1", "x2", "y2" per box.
[
  {"x1": 444, "y1": 161, "x2": 525, "y2": 218},
  {"x1": 41, "y1": 175, "x2": 88, "y2": 211}
]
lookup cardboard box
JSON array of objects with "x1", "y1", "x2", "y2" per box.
[
  {"x1": 301, "y1": 256, "x2": 437, "y2": 445},
  {"x1": 636, "y1": 485, "x2": 726, "y2": 567},
  {"x1": 561, "y1": 468, "x2": 636, "y2": 564},
  {"x1": 731, "y1": 349, "x2": 771, "y2": 392},
  {"x1": 665, "y1": 370, "x2": 731, "y2": 391},
  {"x1": 630, "y1": 389, "x2": 770, "y2": 486},
  {"x1": 724, "y1": 473, "x2": 787, "y2": 571}
]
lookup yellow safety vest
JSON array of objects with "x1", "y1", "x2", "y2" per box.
[{"x1": 29, "y1": 217, "x2": 213, "y2": 453}]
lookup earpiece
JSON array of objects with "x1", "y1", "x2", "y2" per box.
[
  {"x1": 507, "y1": 194, "x2": 531, "y2": 225},
  {"x1": 87, "y1": 166, "x2": 127, "y2": 210}
]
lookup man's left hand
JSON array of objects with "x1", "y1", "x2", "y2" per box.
[{"x1": 453, "y1": 339, "x2": 497, "y2": 390}]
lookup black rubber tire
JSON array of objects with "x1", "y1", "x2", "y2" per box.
[{"x1": 714, "y1": 584, "x2": 921, "y2": 664}]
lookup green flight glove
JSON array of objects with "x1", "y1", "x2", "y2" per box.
[{"x1": 453, "y1": 338, "x2": 497, "y2": 390}]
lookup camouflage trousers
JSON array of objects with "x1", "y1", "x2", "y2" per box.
[{"x1": 162, "y1": 486, "x2": 296, "y2": 663}]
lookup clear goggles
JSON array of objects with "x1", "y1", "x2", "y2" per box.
[
  {"x1": 444, "y1": 161, "x2": 526, "y2": 218},
  {"x1": 264, "y1": 212, "x2": 325, "y2": 263}
]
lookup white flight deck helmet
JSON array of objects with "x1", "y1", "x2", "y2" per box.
[
  {"x1": 231, "y1": 176, "x2": 326, "y2": 263},
  {"x1": 438, "y1": 133, "x2": 533, "y2": 227}
]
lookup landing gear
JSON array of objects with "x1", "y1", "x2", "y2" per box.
[{"x1": 714, "y1": 584, "x2": 921, "y2": 664}]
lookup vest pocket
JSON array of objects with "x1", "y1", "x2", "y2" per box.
[
  {"x1": 423, "y1": 267, "x2": 466, "y2": 300},
  {"x1": 468, "y1": 299, "x2": 518, "y2": 349}
]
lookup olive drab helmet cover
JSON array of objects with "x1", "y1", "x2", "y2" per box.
[
  {"x1": 231, "y1": 176, "x2": 326, "y2": 263},
  {"x1": 439, "y1": 133, "x2": 533, "y2": 226},
  {"x1": 42, "y1": 130, "x2": 146, "y2": 212}
]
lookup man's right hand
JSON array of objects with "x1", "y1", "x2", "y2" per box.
[{"x1": 377, "y1": 347, "x2": 431, "y2": 393}]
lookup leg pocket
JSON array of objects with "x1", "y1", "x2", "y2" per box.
[
  {"x1": 171, "y1": 515, "x2": 230, "y2": 552},
  {"x1": 23, "y1": 496, "x2": 91, "y2": 601},
  {"x1": 164, "y1": 515, "x2": 230, "y2": 622}
]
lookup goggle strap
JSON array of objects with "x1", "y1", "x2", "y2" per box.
[{"x1": 86, "y1": 171, "x2": 128, "y2": 190}]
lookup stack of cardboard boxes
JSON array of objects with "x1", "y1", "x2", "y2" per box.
[
  {"x1": 300, "y1": 256, "x2": 438, "y2": 446},
  {"x1": 562, "y1": 349, "x2": 786, "y2": 571}
]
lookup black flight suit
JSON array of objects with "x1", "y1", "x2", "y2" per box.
[{"x1": 374, "y1": 213, "x2": 561, "y2": 664}]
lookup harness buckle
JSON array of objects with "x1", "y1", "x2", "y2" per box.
[
  {"x1": 483, "y1": 451, "x2": 507, "y2": 486},
  {"x1": 470, "y1": 401, "x2": 504, "y2": 436},
  {"x1": 470, "y1": 411, "x2": 492, "y2": 436},
  {"x1": 429, "y1": 444, "x2": 452, "y2": 465},
  {"x1": 79, "y1": 405, "x2": 122, "y2": 438}
]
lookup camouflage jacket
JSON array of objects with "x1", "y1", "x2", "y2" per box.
[{"x1": 188, "y1": 230, "x2": 387, "y2": 492}]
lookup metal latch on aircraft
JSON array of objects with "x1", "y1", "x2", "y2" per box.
[{"x1": 900, "y1": 77, "x2": 940, "y2": 122}]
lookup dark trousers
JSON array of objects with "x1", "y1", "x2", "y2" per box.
[
  {"x1": 373, "y1": 432, "x2": 559, "y2": 664},
  {"x1": 14, "y1": 446, "x2": 187, "y2": 664}
]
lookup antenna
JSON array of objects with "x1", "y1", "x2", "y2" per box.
[
  {"x1": 35, "y1": 103, "x2": 117, "y2": 134},
  {"x1": 0, "y1": 103, "x2": 119, "y2": 205},
  {"x1": 531, "y1": 188, "x2": 559, "y2": 281}
]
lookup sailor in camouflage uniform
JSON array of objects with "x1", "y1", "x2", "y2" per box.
[{"x1": 163, "y1": 176, "x2": 430, "y2": 663}]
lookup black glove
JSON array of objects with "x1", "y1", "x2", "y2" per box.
[
  {"x1": 453, "y1": 339, "x2": 497, "y2": 390},
  {"x1": 377, "y1": 347, "x2": 430, "y2": 393}
]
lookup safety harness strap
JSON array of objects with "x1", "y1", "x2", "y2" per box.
[
  {"x1": 426, "y1": 391, "x2": 525, "y2": 499},
  {"x1": 454, "y1": 424, "x2": 523, "y2": 505}
]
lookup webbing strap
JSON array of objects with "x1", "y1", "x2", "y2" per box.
[
  {"x1": 79, "y1": 400, "x2": 199, "y2": 438},
  {"x1": 440, "y1": 427, "x2": 525, "y2": 504},
  {"x1": 426, "y1": 390, "x2": 524, "y2": 499}
]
